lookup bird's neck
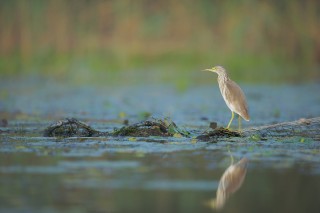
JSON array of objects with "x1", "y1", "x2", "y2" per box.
[{"x1": 217, "y1": 73, "x2": 229, "y2": 82}]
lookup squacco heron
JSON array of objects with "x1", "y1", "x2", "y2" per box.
[
  {"x1": 206, "y1": 157, "x2": 248, "y2": 210},
  {"x1": 203, "y1": 66, "x2": 250, "y2": 130}
]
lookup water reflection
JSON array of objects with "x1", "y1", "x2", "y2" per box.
[{"x1": 207, "y1": 157, "x2": 248, "y2": 211}]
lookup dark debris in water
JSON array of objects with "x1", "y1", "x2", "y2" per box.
[
  {"x1": 196, "y1": 127, "x2": 241, "y2": 142},
  {"x1": 112, "y1": 118, "x2": 190, "y2": 137},
  {"x1": 43, "y1": 118, "x2": 102, "y2": 137},
  {"x1": 112, "y1": 120, "x2": 169, "y2": 137},
  {"x1": 209, "y1": 122, "x2": 217, "y2": 129},
  {"x1": 1, "y1": 118, "x2": 8, "y2": 127},
  {"x1": 43, "y1": 117, "x2": 191, "y2": 138},
  {"x1": 42, "y1": 117, "x2": 319, "y2": 141}
]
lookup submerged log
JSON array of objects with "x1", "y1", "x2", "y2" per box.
[{"x1": 243, "y1": 117, "x2": 320, "y2": 140}]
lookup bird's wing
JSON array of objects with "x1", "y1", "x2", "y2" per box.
[
  {"x1": 215, "y1": 158, "x2": 248, "y2": 210},
  {"x1": 223, "y1": 80, "x2": 250, "y2": 121}
]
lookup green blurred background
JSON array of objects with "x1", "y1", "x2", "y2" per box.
[{"x1": 0, "y1": 0, "x2": 319, "y2": 85}]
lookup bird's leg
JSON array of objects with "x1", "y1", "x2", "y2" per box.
[
  {"x1": 238, "y1": 115, "x2": 242, "y2": 131},
  {"x1": 226, "y1": 111, "x2": 234, "y2": 129},
  {"x1": 227, "y1": 147, "x2": 234, "y2": 165}
]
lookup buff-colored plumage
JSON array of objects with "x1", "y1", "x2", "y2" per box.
[
  {"x1": 203, "y1": 66, "x2": 250, "y2": 129},
  {"x1": 206, "y1": 158, "x2": 248, "y2": 210}
]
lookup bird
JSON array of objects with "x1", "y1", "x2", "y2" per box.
[
  {"x1": 205, "y1": 157, "x2": 249, "y2": 210},
  {"x1": 203, "y1": 66, "x2": 250, "y2": 130}
]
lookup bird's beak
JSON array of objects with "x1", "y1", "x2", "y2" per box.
[{"x1": 202, "y1": 68, "x2": 216, "y2": 72}]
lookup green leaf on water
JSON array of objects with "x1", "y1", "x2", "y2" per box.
[
  {"x1": 191, "y1": 138, "x2": 198, "y2": 144},
  {"x1": 249, "y1": 134, "x2": 261, "y2": 142},
  {"x1": 128, "y1": 137, "x2": 137, "y2": 142},
  {"x1": 118, "y1": 112, "x2": 127, "y2": 119},
  {"x1": 15, "y1": 146, "x2": 27, "y2": 150},
  {"x1": 164, "y1": 117, "x2": 190, "y2": 137},
  {"x1": 173, "y1": 133, "x2": 182, "y2": 138}
]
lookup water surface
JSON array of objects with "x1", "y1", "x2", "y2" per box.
[{"x1": 1, "y1": 80, "x2": 320, "y2": 212}]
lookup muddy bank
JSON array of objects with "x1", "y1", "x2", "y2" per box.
[{"x1": 41, "y1": 117, "x2": 319, "y2": 142}]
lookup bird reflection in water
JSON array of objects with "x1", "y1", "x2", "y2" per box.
[{"x1": 206, "y1": 157, "x2": 248, "y2": 211}]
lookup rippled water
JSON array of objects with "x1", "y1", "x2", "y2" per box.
[{"x1": 1, "y1": 80, "x2": 320, "y2": 212}]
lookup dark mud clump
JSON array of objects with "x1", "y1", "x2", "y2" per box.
[
  {"x1": 196, "y1": 127, "x2": 241, "y2": 142},
  {"x1": 43, "y1": 117, "x2": 190, "y2": 138},
  {"x1": 43, "y1": 118, "x2": 101, "y2": 137},
  {"x1": 112, "y1": 118, "x2": 190, "y2": 137},
  {"x1": 1, "y1": 118, "x2": 8, "y2": 127}
]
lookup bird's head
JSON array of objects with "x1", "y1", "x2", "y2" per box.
[{"x1": 203, "y1": 66, "x2": 226, "y2": 76}]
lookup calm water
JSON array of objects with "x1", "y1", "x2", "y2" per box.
[{"x1": 1, "y1": 80, "x2": 320, "y2": 213}]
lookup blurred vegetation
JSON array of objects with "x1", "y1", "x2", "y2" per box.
[{"x1": 0, "y1": 0, "x2": 319, "y2": 84}]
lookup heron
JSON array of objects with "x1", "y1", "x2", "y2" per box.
[
  {"x1": 203, "y1": 66, "x2": 250, "y2": 130},
  {"x1": 206, "y1": 157, "x2": 249, "y2": 210}
]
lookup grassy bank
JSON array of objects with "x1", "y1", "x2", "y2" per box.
[{"x1": 0, "y1": 0, "x2": 319, "y2": 84}]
